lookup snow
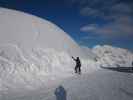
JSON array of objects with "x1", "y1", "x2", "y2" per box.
[
  {"x1": 0, "y1": 7, "x2": 88, "y2": 59},
  {"x1": 92, "y1": 45, "x2": 133, "y2": 67},
  {"x1": 0, "y1": 43, "x2": 97, "y2": 92},
  {"x1": 1, "y1": 70, "x2": 133, "y2": 100},
  {"x1": 81, "y1": 46, "x2": 97, "y2": 60},
  {"x1": 0, "y1": 8, "x2": 97, "y2": 93},
  {"x1": 61, "y1": 70, "x2": 133, "y2": 100},
  {"x1": 0, "y1": 7, "x2": 133, "y2": 100}
]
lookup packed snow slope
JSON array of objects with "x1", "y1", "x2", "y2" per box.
[{"x1": 2, "y1": 70, "x2": 133, "y2": 100}]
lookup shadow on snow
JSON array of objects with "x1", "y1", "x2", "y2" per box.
[
  {"x1": 101, "y1": 66, "x2": 133, "y2": 73},
  {"x1": 54, "y1": 85, "x2": 67, "y2": 100}
]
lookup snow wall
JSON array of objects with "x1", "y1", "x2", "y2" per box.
[{"x1": 0, "y1": 8, "x2": 95, "y2": 91}]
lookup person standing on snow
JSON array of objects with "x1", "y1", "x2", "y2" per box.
[{"x1": 72, "y1": 56, "x2": 81, "y2": 74}]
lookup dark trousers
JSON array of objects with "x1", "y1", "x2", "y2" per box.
[{"x1": 75, "y1": 65, "x2": 81, "y2": 74}]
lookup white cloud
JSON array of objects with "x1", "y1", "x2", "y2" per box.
[
  {"x1": 81, "y1": 16, "x2": 133, "y2": 38},
  {"x1": 80, "y1": 7, "x2": 104, "y2": 17},
  {"x1": 80, "y1": 24, "x2": 98, "y2": 32},
  {"x1": 68, "y1": 0, "x2": 133, "y2": 39}
]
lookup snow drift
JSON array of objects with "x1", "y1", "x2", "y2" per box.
[
  {"x1": 92, "y1": 45, "x2": 133, "y2": 67},
  {"x1": 0, "y1": 8, "x2": 95, "y2": 91},
  {"x1": 0, "y1": 43, "x2": 96, "y2": 91},
  {"x1": 0, "y1": 7, "x2": 87, "y2": 58}
]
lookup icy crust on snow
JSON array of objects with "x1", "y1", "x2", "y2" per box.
[
  {"x1": 92, "y1": 45, "x2": 133, "y2": 67},
  {"x1": 0, "y1": 44, "x2": 96, "y2": 91}
]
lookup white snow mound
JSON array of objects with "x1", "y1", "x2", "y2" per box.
[
  {"x1": 0, "y1": 8, "x2": 95, "y2": 91},
  {"x1": 0, "y1": 7, "x2": 87, "y2": 58},
  {"x1": 92, "y1": 45, "x2": 133, "y2": 67}
]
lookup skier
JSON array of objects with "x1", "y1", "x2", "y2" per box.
[{"x1": 72, "y1": 56, "x2": 81, "y2": 74}]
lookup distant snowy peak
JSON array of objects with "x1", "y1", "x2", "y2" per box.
[
  {"x1": 92, "y1": 45, "x2": 133, "y2": 67},
  {"x1": 92, "y1": 45, "x2": 133, "y2": 58}
]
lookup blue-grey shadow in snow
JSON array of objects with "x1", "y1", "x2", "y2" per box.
[{"x1": 54, "y1": 85, "x2": 67, "y2": 100}]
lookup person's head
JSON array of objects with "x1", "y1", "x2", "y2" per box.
[
  {"x1": 58, "y1": 85, "x2": 64, "y2": 89},
  {"x1": 77, "y1": 57, "x2": 79, "y2": 59}
]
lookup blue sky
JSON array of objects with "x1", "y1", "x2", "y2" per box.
[{"x1": 0, "y1": 0, "x2": 133, "y2": 50}]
